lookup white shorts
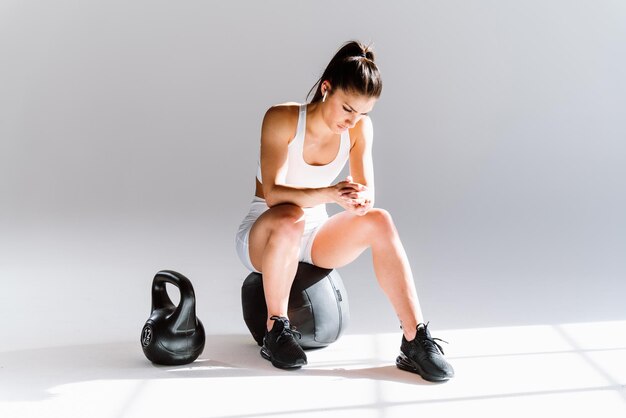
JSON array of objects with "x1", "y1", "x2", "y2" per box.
[{"x1": 235, "y1": 196, "x2": 330, "y2": 273}]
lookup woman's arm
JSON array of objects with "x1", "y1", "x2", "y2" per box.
[
  {"x1": 347, "y1": 116, "x2": 376, "y2": 210},
  {"x1": 259, "y1": 105, "x2": 335, "y2": 208}
]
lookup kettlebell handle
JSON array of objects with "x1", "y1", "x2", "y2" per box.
[{"x1": 152, "y1": 270, "x2": 199, "y2": 333}]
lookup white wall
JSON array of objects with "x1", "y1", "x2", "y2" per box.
[{"x1": 2, "y1": 0, "x2": 625, "y2": 351}]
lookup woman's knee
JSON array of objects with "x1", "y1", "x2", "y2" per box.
[
  {"x1": 267, "y1": 204, "x2": 306, "y2": 238},
  {"x1": 363, "y1": 208, "x2": 396, "y2": 236},
  {"x1": 248, "y1": 204, "x2": 305, "y2": 269}
]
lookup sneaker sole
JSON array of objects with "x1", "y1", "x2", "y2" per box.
[
  {"x1": 260, "y1": 346, "x2": 307, "y2": 370},
  {"x1": 395, "y1": 352, "x2": 452, "y2": 382}
]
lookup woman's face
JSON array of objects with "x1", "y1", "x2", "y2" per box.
[{"x1": 322, "y1": 84, "x2": 377, "y2": 134}]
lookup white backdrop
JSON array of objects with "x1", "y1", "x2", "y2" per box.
[{"x1": 2, "y1": 0, "x2": 625, "y2": 351}]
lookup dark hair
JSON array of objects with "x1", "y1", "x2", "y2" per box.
[{"x1": 307, "y1": 40, "x2": 383, "y2": 103}]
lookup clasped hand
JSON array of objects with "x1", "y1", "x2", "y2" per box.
[{"x1": 332, "y1": 176, "x2": 373, "y2": 216}]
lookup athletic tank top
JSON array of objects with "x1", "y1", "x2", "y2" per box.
[{"x1": 256, "y1": 103, "x2": 350, "y2": 188}]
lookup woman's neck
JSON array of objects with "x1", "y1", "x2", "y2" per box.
[{"x1": 305, "y1": 101, "x2": 336, "y2": 141}]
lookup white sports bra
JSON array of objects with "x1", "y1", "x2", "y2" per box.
[{"x1": 256, "y1": 103, "x2": 350, "y2": 188}]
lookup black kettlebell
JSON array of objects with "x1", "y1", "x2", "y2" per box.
[{"x1": 140, "y1": 270, "x2": 205, "y2": 365}]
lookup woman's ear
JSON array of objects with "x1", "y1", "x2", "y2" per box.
[{"x1": 321, "y1": 81, "x2": 332, "y2": 95}]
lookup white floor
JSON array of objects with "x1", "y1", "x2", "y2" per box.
[{"x1": 1, "y1": 320, "x2": 625, "y2": 418}]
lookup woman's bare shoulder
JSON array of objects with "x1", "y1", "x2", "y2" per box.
[
  {"x1": 262, "y1": 103, "x2": 301, "y2": 139},
  {"x1": 264, "y1": 102, "x2": 300, "y2": 118}
]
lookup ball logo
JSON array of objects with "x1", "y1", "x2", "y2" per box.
[{"x1": 141, "y1": 325, "x2": 153, "y2": 347}]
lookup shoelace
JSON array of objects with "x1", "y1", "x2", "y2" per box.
[
  {"x1": 417, "y1": 322, "x2": 449, "y2": 355},
  {"x1": 270, "y1": 315, "x2": 302, "y2": 342}
]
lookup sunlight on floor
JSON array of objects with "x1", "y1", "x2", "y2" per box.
[{"x1": 1, "y1": 320, "x2": 625, "y2": 418}]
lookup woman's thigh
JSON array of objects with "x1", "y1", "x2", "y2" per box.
[{"x1": 310, "y1": 208, "x2": 393, "y2": 269}]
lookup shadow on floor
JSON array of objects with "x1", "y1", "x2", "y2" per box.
[{"x1": 0, "y1": 334, "x2": 431, "y2": 402}]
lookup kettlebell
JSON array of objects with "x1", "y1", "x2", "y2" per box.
[{"x1": 140, "y1": 270, "x2": 205, "y2": 365}]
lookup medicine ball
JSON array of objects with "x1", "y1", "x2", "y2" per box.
[
  {"x1": 140, "y1": 270, "x2": 205, "y2": 365},
  {"x1": 241, "y1": 262, "x2": 350, "y2": 348}
]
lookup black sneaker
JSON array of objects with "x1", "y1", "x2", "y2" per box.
[
  {"x1": 260, "y1": 316, "x2": 308, "y2": 369},
  {"x1": 396, "y1": 322, "x2": 455, "y2": 382}
]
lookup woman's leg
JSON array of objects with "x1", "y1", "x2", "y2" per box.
[
  {"x1": 248, "y1": 203, "x2": 306, "y2": 331},
  {"x1": 310, "y1": 208, "x2": 423, "y2": 341}
]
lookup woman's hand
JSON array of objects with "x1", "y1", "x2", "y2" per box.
[
  {"x1": 330, "y1": 176, "x2": 373, "y2": 216},
  {"x1": 349, "y1": 196, "x2": 373, "y2": 216}
]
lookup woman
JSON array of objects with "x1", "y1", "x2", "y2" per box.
[{"x1": 235, "y1": 40, "x2": 454, "y2": 381}]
